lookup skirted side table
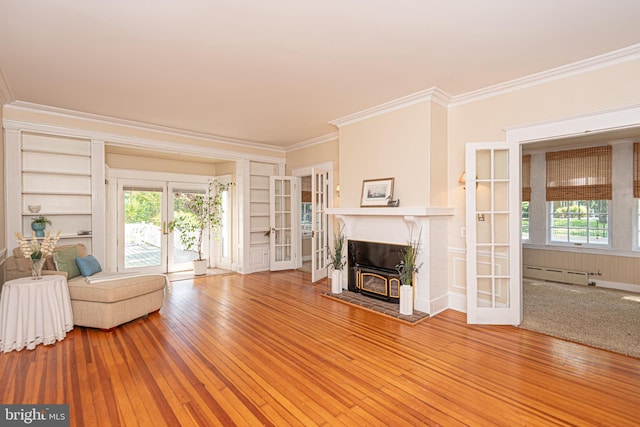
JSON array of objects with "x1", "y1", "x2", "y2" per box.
[{"x1": 0, "y1": 275, "x2": 74, "y2": 352}]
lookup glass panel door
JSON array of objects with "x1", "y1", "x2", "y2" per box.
[
  {"x1": 466, "y1": 142, "x2": 521, "y2": 325},
  {"x1": 270, "y1": 176, "x2": 296, "y2": 270},
  {"x1": 168, "y1": 184, "x2": 208, "y2": 273},
  {"x1": 119, "y1": 180, "x2": 167, "y2": 273},
  {"x1": 311, "y1": 168, "x2": 328, "y2": 282},
  {"x1": 118, "y1": 179, "x2": 225, "y2": 274}
]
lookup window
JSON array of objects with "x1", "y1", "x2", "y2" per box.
[
  {"x1": 545, "y1": 146, "x2": 611, "y2": 246},
  {"x1": 549, "y1": 200, "x2": 609, "y2": 245},
  {"x1": 521, "y1": 154, "x2": 531, "y2": 241},
  {"x1": 301, "y1": 202, "x2": 312, "y2": 231},
  {"x1": 521, "y1": 201, "x2": 530, "y2": 241},
  {"x1": 637, "y1": 200, "x2": 640, "y2": 248},
  {"x1": 634, "y1": 143, "x2": 640, "y2": 248}
]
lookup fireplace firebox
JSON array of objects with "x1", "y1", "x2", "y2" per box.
[{"x1": 347, "y1": 239, "x2": 408, "y2": 303}]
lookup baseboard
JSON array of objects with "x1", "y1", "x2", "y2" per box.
[
  {"x1": 430, "y1": 294, "x2": 450, "y2": 316},
  {"x1": 593, "y1": 280, "x2": 640, "y2": 293},
  {"x1": 448, "y1": 291, "x2": 467, "y2": 313}
]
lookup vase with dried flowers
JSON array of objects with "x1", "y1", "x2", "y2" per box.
[
  {"x1": 328, "y1": 226, "x2": 346, "y2": 293},
  {"x1": 395, "y1": 227, "x2": 423, "y2": 315},
  {"x1": 15, "y1": 230, "x2": 61, "y2": 279}
]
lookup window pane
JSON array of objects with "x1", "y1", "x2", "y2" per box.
[
  {"x1": 521, "y1": 202, "x2": 529, "y2": 241},
  {"x1": 549, "y1": 200, "x2": 608, "y2": 245}
]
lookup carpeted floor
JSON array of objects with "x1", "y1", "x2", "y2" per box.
[
  {"x1": 519, "y1": 280, "x2": 640, "y2": 358},
  {"x1": 322, "y1": 290, "x2": 429, "y2": 324}
]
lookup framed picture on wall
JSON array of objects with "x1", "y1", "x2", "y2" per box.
[{"x1": 360, "y1": 178, "x2": 394, "y2": 207}]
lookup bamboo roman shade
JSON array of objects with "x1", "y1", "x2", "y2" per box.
[
  {"x1": 522, "y1": 154, "x2": 531, "y2": 202},
  {"x1": 545, "y1": 146, "x2": 612, "y2": 201},
  {"x1": 634, "y1": 143, "x2": 640, "y2": 198}
]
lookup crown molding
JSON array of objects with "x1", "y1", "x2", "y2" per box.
[
  {"x1": 0, "y1": 67, "x2": 14, "y2": 105},
  {"x1": 286, "y1": 131, "x2": 338, "y2": 152},
  {"x1": 4, "y1": 101, "x2": 287, "y2": 153},
  {"x1": 3, "y1": 116, "x2": 286, "y2": 165},
  {"x1": 450, "y1": 43, "x2": 640, "y2": 107},
  {"x1": 328, "y1": 44, "x2": 640, "y2": 129},
  {"x1": 329, "y1": 87, "x2": 452, "y2": 128}
]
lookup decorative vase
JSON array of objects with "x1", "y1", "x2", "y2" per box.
[
  {"x1": 31, "y1": 222, "x2": 46, "y2": 237},
  {"x1": 193, "y1": 259, "x2": 208, "y2": 275},
  {"x1": 31, "y1": 258, "x2": 45, "y2": 280},
  {"x1": 399, "y1": 284, "x2": 413, "y2": 315},
  {"x1": 331, "y1": 269, "x2": 343, "y2": 294}
]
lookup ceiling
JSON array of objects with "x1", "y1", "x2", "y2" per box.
[{"x1": 1, "y1": 1, "x2": 639, "y2": 149}]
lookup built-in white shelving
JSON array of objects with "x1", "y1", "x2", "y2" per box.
[
  {"x1": 248, "y1": 161, "x2": 279, "y2": 271},
  {"x1": 19, "y1": 133, "x2": 94, "y2": 249}
]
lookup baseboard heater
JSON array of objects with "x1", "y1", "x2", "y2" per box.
[{"x1": 523, "y1": 265, "x2": 589, "y2": 286}]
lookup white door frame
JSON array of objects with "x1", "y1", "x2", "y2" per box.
[
  {"x1": 291, "y1": 162, "x2": 335, "y2": 275},
  {"x1": 107, "y1": 168, "x2": 230, "y2": 272},
  {"x1": 465, "y1": 142, "x2": 521, "y2": 325},
  {"x1": 464, "y1": 105, "x2": 640, "y2": 325},
  {"x1": 310, "y1": 167, "x2": 329, "y2": 282},
  {"x1": 269, "y1": 176, "x2": 299, "y2": 271}
]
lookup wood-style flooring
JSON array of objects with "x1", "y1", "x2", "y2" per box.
[{"x1": 1, "y1": 270, "x2": 639, "y2": 426}]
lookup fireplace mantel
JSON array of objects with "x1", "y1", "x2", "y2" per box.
[
  {"x1": 327, "y1": 207, "x2": 454, "y2": 231},
  {"x1": 326, "y1": 206, "x2": 453, "y2": 315}
]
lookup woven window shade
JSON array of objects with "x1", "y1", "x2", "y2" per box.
[
  {"x1": 545, "y1": 146, "x2": 611, "y2": 201},
  {"x1": 634, "y1": 143, "x2": 640, "y2": 198},
  {"x1": 522, "y1": 154, "x2": 531, "y2": 202}
]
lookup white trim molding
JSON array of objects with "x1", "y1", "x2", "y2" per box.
[
  {"x1": 4, "y1": 101, "x2": 287, "y2": 154},
  {"x1": 286, "y1": 132, "x2": 339, "y2": 152},
  {"x1": 451, "y1": 43, "x2": 640, "y2": 107},
  {"x1": 3, "y1": 116, "x2": 286, "y2": 166},
  {"x1": 329, "y1": 87, "x2": 452, "y2": 128},
  {"x1": 506, "y1": 104, "x2": 640, "y2": 143}
]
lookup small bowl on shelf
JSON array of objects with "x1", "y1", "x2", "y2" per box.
[{"x1": 27, "y1": 205, "x2": 41, "y2": 213}]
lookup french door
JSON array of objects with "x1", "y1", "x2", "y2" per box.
[
  {"x1": 269, "y1": 176, "x2": 298, "y2": 271},
  {"x1": 117, "y1": 179, "x2": 209, "y2": 273},
  {"x1": 465, "y1": 142, "x2": 521, "y2": 325},
  {"x1": 311, "y1": 168, "x2": 329, "y2": 282}
]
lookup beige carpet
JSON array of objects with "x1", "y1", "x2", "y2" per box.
[{"x1": 519, "y1": 280, "x2": 640, "y2": 358}]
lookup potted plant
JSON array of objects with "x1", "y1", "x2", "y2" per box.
[
  {"x1": 31, "y1": 215, "x2": 52, "y2": 238},
  {"x1": 396, "y1": 227, "x2": 422, "y2": 315},
  {"x1": 329, "y1": 226, "x2": 345, "y2": 293},
  {"x1": 168, "y1": 180, "x2": 233, "y2": 275}
]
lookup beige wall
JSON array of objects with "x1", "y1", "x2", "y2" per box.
[
  {"x1": 106, "y1": 152, "x2": 217, "y2": 176},
  {"x1": 429, "y1": 102, "x2": 449, "y2": 207},
  {"x1": 339, "y1": 101, "x2": 432, "y2": 207},
  {"x1": 286, "y1": 138, "x2": 339, "y2": 174},
  {"x1": 286, "y1": 137, "x2": 340, "y2": 210},
  {"x1": 523, "y1": 248, "x2": 640, "y2": 289},
  {"x1": 447, "y1": 58, "x2": 640, "y2": 295}
]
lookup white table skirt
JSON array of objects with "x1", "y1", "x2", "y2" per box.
[{"x1": 0, "y1": 275, "x2": 74, "y2": 353}]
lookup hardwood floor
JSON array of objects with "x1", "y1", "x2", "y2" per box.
[{"x1": 1, "y1": 270, "x2": 639, "y2": 426}]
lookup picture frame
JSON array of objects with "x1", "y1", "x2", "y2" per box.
[{"x1": 360, "y1": 178, "x2": 394, "y2": 207}]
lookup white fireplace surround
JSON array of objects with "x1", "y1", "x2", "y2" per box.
[{"x1": 327, "y1": 207, "x2": 454, "y2": 315}]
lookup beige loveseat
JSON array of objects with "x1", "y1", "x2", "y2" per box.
[{"x1": 4, "y1": 244, "x2": 166, "y2": 330}]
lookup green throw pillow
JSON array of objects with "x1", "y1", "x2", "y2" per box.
[{"x1": 53, "y1": 246, "x2": 81, "y2": 279}]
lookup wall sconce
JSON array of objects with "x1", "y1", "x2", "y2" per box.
[
  {"x1": 336, "y1": 184, "x2": 340, "y2": 197},
  {"x1": 458, "y1": 172, "x2": 466, "y2": 189}
]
